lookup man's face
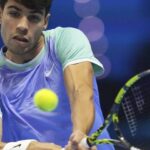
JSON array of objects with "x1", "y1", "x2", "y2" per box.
[{"x1": 0, "y1": 0, "x2": 49, "y2": 55}]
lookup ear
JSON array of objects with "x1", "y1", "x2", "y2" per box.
[{"x1": 43, "y1": 13, "x2": 50, "y2": 30}]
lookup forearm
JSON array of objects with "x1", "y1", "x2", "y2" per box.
[
  {"x1": 27, "y1": 141, "x2": 62, "y2": 150},
  {"x1": 0, "y1": 142, "x2": 6, "y2": 150},
  {"x1": 64, "y1": 62, "x2": 96, "y2": 149},
  {"x1": 28, "y1": 141, "x2": 53, "y2": 150},
  {"x1": 64, "y1": 62, "x2": 95, "y2": 134},
  {"x1": 71, "y1": 88, "x2": 95, "y2": 134},
  {"x1": 0, "y1": 141, "x2": 62, "y2": 150}
]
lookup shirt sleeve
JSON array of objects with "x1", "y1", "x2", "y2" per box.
[{"x1": 54, "y1": 27, "x2": 104, "y2": 77}]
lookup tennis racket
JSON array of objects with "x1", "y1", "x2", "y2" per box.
[{"x1": 80, "y1": 69, "x2": 150, "y2": 150}]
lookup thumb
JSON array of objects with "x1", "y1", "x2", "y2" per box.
[{"x1": 69, "y1": 130, "x2": 86, "y2": 144}]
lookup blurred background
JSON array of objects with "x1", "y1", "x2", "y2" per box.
[{"x1": 0, "y1": 0, "x2": 149, "y2": 149}]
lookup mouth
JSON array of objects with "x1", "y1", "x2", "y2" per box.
[{"x1": 13, "y1": 36, "x2": 29, "y2": 43}]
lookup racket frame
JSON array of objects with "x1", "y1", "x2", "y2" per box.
[{"x1": 86, "y1": 69, "x2": 150, "y2": 149}]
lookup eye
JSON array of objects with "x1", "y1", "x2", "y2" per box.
[
  {"x1": 8, "y1": 11, "x2": 20, "y2": 18},
  {"x1": 28, "y1": 15, "x2": 41, "y2": 23}
]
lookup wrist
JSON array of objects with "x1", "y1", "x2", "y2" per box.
[
  {"x1": 69, "y1": 130, "x2": 87, "y2": 143},
  {"x1": 26, "y1": 141, "x2": 38, "y2": 150},
  {"x1": 72, "y1": 128, "x2": 87, "y2": 136}
]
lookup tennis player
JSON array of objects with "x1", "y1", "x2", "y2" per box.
[{"x1": 0, "y1": 0, "x2": 114, "y2": 150}]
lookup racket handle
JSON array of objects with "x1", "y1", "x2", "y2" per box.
[{"x1": 61, "y1": 137, "x2": 90, "y2": 150}]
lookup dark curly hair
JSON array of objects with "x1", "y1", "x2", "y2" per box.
[{"x1": 0, "y1": 0, "x2": 52, "y2": 15}]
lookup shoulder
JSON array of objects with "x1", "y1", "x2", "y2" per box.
[
  {"x1": 43, "y1": 27, "x2": 86, "y2": 40},
  {"x1": 43, "y1": 27, "x2": 104, "y2": 76}
]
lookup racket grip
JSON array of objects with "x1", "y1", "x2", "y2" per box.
[{"x1": 61, "y1": 137, "x2": 90, "y2": 150}]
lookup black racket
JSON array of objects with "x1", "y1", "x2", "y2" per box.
[{"x1": 80, "y1": 69, "x2": 150, "y2": 150}]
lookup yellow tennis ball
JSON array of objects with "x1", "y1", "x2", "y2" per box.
[{"x1": 34, "y1": 89, "x2": 58, "y2": 112}]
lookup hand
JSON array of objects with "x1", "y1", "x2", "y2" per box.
[
  {"x1": 64, "y1": 130, "x2": 97, "y2": 150},
  {"x1": 28, "y1": 141, "x2": 62, "y2": 150}
]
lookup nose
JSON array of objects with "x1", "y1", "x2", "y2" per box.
[{"x1": 16, "y1": 16, "x2": 28, "y2": 35}]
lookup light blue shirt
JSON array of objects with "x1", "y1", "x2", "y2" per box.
[{"x1": 0, "y1": 27, "x2": 114, "y2": 149}]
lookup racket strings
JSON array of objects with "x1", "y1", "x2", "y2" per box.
[
  {"x1": 121, "y1": 98, "x2": 138, "y2": 136},
  {"x1": 122, "y1": 77, "x2": 150, "y2": 121},
  {"x1": 119, "y1": 75, "x2": 150, "y2": 148}
]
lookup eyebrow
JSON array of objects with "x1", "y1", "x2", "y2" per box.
[
  {"x1": 7, "y1": 5, "x2": 21, "y2": 11},
  {"x1": 7, "y1": 5, "x2": 44, "y2": 15}
]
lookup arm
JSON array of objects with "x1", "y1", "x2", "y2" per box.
[
  {"x1": 27, "y1": 141, "x2": 62, "y2": 150},
  {"x1": 0, "y1": 117, "x2": 2, "y2": 141},
  {"x1": 64, "y1": 61, "x2": 95, "y2": 149},
  {"x1": 0, "y1": 141, "x2": 62, "y2": 150},
  {"x1": 0, "y1": 118, "x2": 5, "y2": 150}
]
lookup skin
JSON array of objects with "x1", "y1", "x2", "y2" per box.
[
  {"x1": 0, "y1": 0, "x2": 97, "y2": 149},
  {"x1": 0, "y1": 0, "x2": 48, "y2": 64},
  {"x1": 64, "y1": 62, "x2": 97, "y2": 150}
]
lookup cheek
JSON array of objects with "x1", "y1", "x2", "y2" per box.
[
  {"x1": 1, "y1": 19, "x2": 14, "y2": 42},
  {"x1": 1, "y1": 17, "x2": 13, "y2": 31},
  {"x1": 32, "y1": 28, "x2": 43, "y2": 41},
  {"x1": 1, "y1": 21, "x2": 9, "y2": 44}
]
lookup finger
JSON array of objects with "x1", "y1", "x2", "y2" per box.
[
  {"x1": 67, "y1": 137, "x2": 81, "y2": 150},
  {"x1": 90, "y1": 145, "x2": 97, "y2": 150},
  {"x1": 64, "y1": 141, "x2": 72, "y2": 150},
  {"x1": 69, "y1": 130, "x2": 86, "y2": 144}
]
